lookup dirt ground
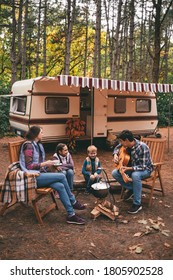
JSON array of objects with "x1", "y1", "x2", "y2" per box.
[{"x1": 0, "y1": 127, "x2": 173, "y2": 260}]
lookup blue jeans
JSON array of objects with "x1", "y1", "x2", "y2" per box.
[
  {"x1": 112, "y1": 169, "x2": 151, "y2": 205},
  {"x1": 36, "y1": 172, "x2": 76, "y2": 216},
  {"x1": 62, "y1": 169, "x2": 74, "y2": 191}
]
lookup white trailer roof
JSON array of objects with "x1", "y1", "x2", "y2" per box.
[{"x1": 11, "y1": 77, "x2": 42, "y2": 95}]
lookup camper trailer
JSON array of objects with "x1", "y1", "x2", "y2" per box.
[{"x1": 9, "y1": 76, "x2": 158, "y2": 143}]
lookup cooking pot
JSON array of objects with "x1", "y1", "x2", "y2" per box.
[{"x1": 91, "y1": 181, "x2": 109, "y2": 198}]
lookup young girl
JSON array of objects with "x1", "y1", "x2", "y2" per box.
[
  {"x1": 52, "y1": 143, "x2": 74, "y2": 191},
  {"x1": 82, "y1": 145, "x2": 101, "y2": 194}
]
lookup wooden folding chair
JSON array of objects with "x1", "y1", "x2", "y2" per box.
[
  {"x1": 141, "y1": 137, "x2": 166, "y2": 206},
  {"x1": 0, "y1": 139, "x2": 58, "y2": 224}
]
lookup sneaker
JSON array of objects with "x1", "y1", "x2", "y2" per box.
[
  {"x1": 67, "y1": 214, "x2": 85, "y2": 225},
  {"x1": 128, "y1": 204, "x2": 142, "y2": 214},
  {"x1": 73, "y1": 201, "x2": 86, "y2": 210},
  {"x1": 123, "y1": 190, "x2": 133, "y2": 201}
]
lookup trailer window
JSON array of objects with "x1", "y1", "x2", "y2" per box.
[
  {"x1": 136, "y1": 99, "x2": 151, "y2": 112},
  {"x1": 45, "y1": 97, "x2": 69, "y2": 114},
  {"x1": 114, "y1": 97, "x2": 126, "y2": 113},
  {"x1": 11, "y1": 97, "x2": 26, "y2": 115}
]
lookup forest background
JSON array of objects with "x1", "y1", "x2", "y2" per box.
[{"x1": 0, "y1": 0, "x2": 173, "y2": 137}]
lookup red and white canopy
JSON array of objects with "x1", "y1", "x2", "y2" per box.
[{"x1": 57, "y1": 75, "x2": 173, "y2": 93}]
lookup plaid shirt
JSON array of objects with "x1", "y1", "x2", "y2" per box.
[
  {"x1": 1, "y1": 162, "x2": 38, "y2": 204},
  {"x1": 113, "y1": 139, "x2": 153, "y2": 172}
]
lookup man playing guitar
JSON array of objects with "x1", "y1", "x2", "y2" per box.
[{"x1": 112, "y1": 130, "x2": 153, "y2": 214}]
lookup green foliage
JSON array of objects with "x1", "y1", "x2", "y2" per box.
[
  {"x1": 157, "y1": 92, "x2": 173, "y2": 127},
  {"x1": 0, "y1": 81, "x2": 10, "y2": 137}
]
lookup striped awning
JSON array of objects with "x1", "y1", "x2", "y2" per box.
[{"x1": 57, "y1": 75, "x2": 173, "y2": 93}]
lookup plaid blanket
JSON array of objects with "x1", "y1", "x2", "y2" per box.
[{"x1": 0, "y1": 162, "x2": 38, "y2": 204}]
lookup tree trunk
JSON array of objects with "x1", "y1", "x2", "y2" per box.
[
  {"x1": 92, "y1": 0, "x2": 101, "y2": 78},
  {"x1": 83, "y1": 4, "x2": 89, "y2": 77},
  {"x1": 127, "y1": 0, "x2": 135, "y2": 81},
  {"x1": 152, "y1": 0, "x2": 161, "y2": 83},
  {"x1": 111, "y1": 0, "x2": 123, "y2": 80},
  {"x1": 122, "y1": 0, "x2": 128, "y2": 80},
  {"x1": 43, "y1": 0, "x2": 47, "y2": 76},
  {"x1": 103, "y1": 0, "x2": 111, "y2": 78},
  {"x1": 64, "y1": 0, "x2": 76, "y2": 75},
  {"x1": 10, "y1": 0, "x2": 23, "y2": 84},
  {"x1": 21, "y1": 0, "x2": 28, "y2": 79},
  {"x1": 36, "y1": 0, "x2": 42, "y2": 77},
  {"x1": 151, "y1": 0, "x2": 173, "y2": 83}
]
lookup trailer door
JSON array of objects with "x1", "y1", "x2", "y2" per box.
[
  {"x1": 93, "y1": 88, "x2": 107, "y2": 137},
  {"x1": 68, "y1": 95, "x2": 80, "y2": 118}
]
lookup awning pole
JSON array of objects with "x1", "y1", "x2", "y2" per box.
[{"x1": 90, "y1": 87, "x2": 94, "y2": 145}]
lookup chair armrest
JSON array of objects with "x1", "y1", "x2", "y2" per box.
[{"x1": 153, "y1": 162, "x2": 164, "y2": 167}]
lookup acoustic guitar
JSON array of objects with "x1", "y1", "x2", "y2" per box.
[{"x1": 114, "y1": 146, "x2": 132, "y2": 183}]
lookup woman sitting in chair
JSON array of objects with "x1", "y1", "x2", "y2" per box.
[{"x1": 19, "y1": 125, "x2": 86, "y2": 225}]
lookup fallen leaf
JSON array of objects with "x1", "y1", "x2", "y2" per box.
[
  {"x1": 158, "y1": 221, "x2": 165, "y2": 227},
  {"x1": 151, "y1": 224, "x2": 160, "y2": 230},
  {"x1": 146, "y1": 225, "x2": 153, "y2": 230},
  {"x1": 161, "y1": 230, "x2": 170, "y2": 237},
  {"x1": 164, "y1": 242, "x2": 171, "y2": 248},
  {"x1": 135, "y1": 246, "x2": 143, "y2": 254},
  {"x1": 149, "y1": 218, "x2": 165, "y2": 228},
  {"x1": 143, "y1": 226, "x2": 153, "y2": 235},
  {"x1": 138, "y1": 219, "x2": 147, "y2": 225},
  {"x1": 121, "y1": 219, "x2": 129, "y2": 224},
  {"x1": 148, "y1": 218, "x2": 157, "y2": 224},
  {"x1": 134, "y1": 232, "x2": 143, "y2": 237},
  {"x1": 129, "y1": 245, "x2": 138, "y2": 250},
  {"x1": 129, "y1": 244, "x2": 143, "y2": 251}
]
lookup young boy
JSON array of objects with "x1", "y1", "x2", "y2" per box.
[
  {"x1": 82, "y1": 145, "x2": 101, "y2": 194},
  {"x1": 53, "y1": 143, "x2": 74, "y2": 191}
]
